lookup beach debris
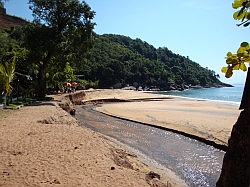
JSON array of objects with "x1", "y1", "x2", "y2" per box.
[
  {"x1": 8, "y1": 150, "x2": 22, "y2": 156},
  {"x1": 51, "y1": 179, "x2": 60, "y2": 184},
  {"x1": 146, "y1": 171, "x2": 171, "y2": 187},
  {"x1": 38, "y1": 116, "x2": 57, "y2": 124},
  {"x1": 146, "y1": 171, "x2": 161, "y2": 181},
  {"x1": 70, "y1": 109, "x2": 76, "y2": 116},
  {"x1": 2, "y1": 171, "x2": 10, "y2": 176},
  {"x1": 111, "y1": 148, "x2": 134, "y2": 170}
]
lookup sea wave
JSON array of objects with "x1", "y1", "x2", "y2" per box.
[
  {"x1": 159, "y1": 94, "x2": 241, "y2": 107},
  {"x1": 151, "y1": 85, "x2": 243, "y2": 106}
]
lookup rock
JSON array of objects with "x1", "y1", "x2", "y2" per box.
[
  {"x1": 145, "y1": 171, "x2": 171, "y2": 187},
  {"x1": 70, "y1": 109, "x2": 76, "y2": 116},
  {"x1": 145, "y1": 171, "x2": 161, "y2": 181}
]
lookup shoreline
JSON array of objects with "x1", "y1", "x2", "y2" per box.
[
  {"x1": 0, "y1": 89, "x2": 240, "y2": 186},
  {"x1": 94, "y1": 108, "x2": 229, "y2": 151},
  {"x1": 96, "y1": 97, "x2": 239, "y2": 150},
  {"x1": 150, "y1": 93, "x2": 241, "y2": 107}
]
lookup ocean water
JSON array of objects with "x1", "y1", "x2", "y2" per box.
[{"x1": 154, "y1": 84, "x2": 244, "y2": 106}]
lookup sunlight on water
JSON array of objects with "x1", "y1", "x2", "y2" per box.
[{"x1": 76, "y1": 106, "x2": 224, "y2": 187}]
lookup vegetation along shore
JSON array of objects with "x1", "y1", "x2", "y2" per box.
[{"x1": 0, "y1": 0, "x2": 246, "y2": 186}]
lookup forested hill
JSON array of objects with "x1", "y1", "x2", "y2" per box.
[{"x1": 80, "y1": 34, "x2": 230, "y2": 90}]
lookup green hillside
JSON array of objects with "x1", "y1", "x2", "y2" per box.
[
  {"x1": 0, "y1": 10, "x2": 231, "y2": 91},
  {"x1": 77, "y1": 34, "x2": 230, "y2": 90}
]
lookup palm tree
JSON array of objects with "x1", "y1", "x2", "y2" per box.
[{"x1": 0, "y1": 55, "x2": 16, "y2": 105}]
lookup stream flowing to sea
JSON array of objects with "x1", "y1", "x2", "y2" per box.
[
  {"x1": 75, "y1": 84, "x2": 244, "y2": 186},
  {"x1": 76, "y1": 105, "x2": 225, "y2": 187}
]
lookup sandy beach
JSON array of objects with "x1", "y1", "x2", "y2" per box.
[
  {"x1": 0, "y1": 89, "x2": 240, "y2": 186},
  {"x1": 0, "y1": 90, "x2": 187, "y2": 187}
]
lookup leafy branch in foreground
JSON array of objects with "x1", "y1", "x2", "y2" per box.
[
  {"x1": 232, "y1": 0, "x2": 250, "y2": 27},
  {"x1": 221, "y1": 42, "x2": 250, "y2": 78},
  {"x1": 221, "y1": 0, "x2": 250, "y2": 78}
]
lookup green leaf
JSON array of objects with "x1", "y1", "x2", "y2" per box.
[
  {"x1": 237, "y1": 47, "x2": 246, "y2": 54},
  {"x1": 233, "y1": 10, "x2": 246, "y2": 20},
  {"x1": 243, "y1": 56, "x2": 250, "y2": 63},
  {"x1": 226, "y1": 52, "x2": 233, "y2": 57},
  {"x1": 233, "y1": 64, "x2": 240, "y2": 70},
  {"x1": 240, "y1": 63, "x2": 247, "y2": 71},
  {"x1": 225, "y1": 68, "x2": 233, "y2": 78},
  {"x1": 240, "y1": 42, "x2": 249, "y2": 47},
  {"x1": 232, "y1": 0, "x2": 243, "y2": 9},
  {"x1": 246, "y1": 12, "x2": 250, "y2": 19},
  {"x1": 246, "y1": 1, "x2": 250, "y2": 8},
  {"x1": 221, "y1": 67, "x2": 228, "y2": 73}
]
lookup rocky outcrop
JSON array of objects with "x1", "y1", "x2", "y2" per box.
[{"x1": 0, "y1": 14, "x2": 28, "y2": 28}]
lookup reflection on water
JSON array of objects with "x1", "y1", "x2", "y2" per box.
[{"x1": 76, "y1": 105, "x2": 224, "y2": 187}]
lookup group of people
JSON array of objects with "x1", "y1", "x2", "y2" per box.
[{"x1": 64, "y1": 82, "x2": 78, "y2": 93}]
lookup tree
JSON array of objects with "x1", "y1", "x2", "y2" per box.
[
  {"x1": 49, "y1": 61, "x2": 75, "y2": 87},
  {"x1": 0, "y1": 55, "x2": 16, "y2": 105},
  {"x1": 217, "y1": 1, "x2": 250, "y2": 186},
  {"x1": 25, "y1": 0, "x2": 95, "y2": 98},
  {"x1": 0, "y1": 28, "x2": 27, "y2": 104}
]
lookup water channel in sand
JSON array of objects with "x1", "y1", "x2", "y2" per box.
[{"x1": 75, "y1": 105, "x2": 225, "y2": 187}]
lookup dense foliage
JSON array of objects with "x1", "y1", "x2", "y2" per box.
[
  {"x1": 0, "y1": 0, "x2": 96, "y2": 103},
  {"x1": 24, "y1": 0, "x2": 95, "y2": 98},
  {"x1": 78, "y1": 34, "x2": 222, "y2": 89},
  {"x1": 0, "y1": 27, "x2": 29, "y2": 104}
]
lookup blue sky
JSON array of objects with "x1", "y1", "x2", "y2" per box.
[{"x1": 5, "y1": 0, "x2": 249, "y2": 84}]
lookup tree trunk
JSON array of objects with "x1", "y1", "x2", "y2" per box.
[
  {"x1": 37, "y1": 65, "x2": 47, "y2": 99},
  {"x1": 36, "y1": 53, "x2": 52, "y2": 99},
  {"x1": 217, "y1": 68, "x2": 250, "y2": 187},
  {"x1": 216, "y1": 108, "x2": 250, "y2": 187}
]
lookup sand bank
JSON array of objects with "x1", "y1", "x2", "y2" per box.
[{"x1": 92, "y1": 89, "x2": 240, "y2": 147}]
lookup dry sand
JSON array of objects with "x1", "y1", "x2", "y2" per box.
[{"x1": 0, "y1": 90, "x2": 188, "y2": 187}]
